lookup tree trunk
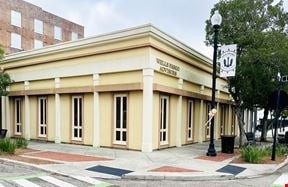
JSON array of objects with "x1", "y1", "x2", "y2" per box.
[
  {"x1": 260, "y1": 107, "x2": 269, "y2": 142},
  {"x1": 235, "y1": 106, "x2": 247, "y2": 147}
]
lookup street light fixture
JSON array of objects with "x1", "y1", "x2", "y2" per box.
[{"x1": 207, "y1": 10, "x2": 222, "y2": 157}]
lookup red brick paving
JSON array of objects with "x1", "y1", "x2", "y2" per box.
[
  {"x1": 195, "y1": 150, "x2": 239, "y2": 162},
  {"x1": 150, "y1": 166, "x2": 201, "y2": 172},
  {"x1": 26, "y1": 151, "x2": 113, "y2": 162}
]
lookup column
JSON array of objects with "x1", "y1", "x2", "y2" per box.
[
  {"x1": 198, "y1": 85, "x2": 205, "y2": 143},
  {"x1": 1, "y1": 96, "x2": 5, "y2": 130},
  {"x1": 24, "y1": 81, "x2": 30, "y2": 140},
  {"x1": 5, "y1": 96, "x2": 10, "y2": 137},
  {"x1": 176, "y1": 79, "x2": 183, "y2": 147},
  {"x1": 93, "y1": 74, "x2": 100, "y2": 147},
  {"x1": 55, "y1": 78, "x2": 61, "y2": 144},
  {"x1": 141, "y1": 68, "x2": 154, "y2": 152}
]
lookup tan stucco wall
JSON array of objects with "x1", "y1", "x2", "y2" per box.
[
  {"x1": 29, "y1": 79, "x2": 54, "y2": 90},
  {"x1": 152, "y1": 92, "x2": 160, "y2": 150},
  {"x1": 60, "y1": 94, "x2": 70, "y2": 143},
  {"x1": 61, "y1": 76, "x2": 93, "y2": 88},
  {"x1": 100, "y1": 71, "x2": 143, "y2": 85},
  {"x1": 83, "y1": 93, "x2": 94, "y2": 145},
  {"x1": 29, "y1": 96, "x2": 37, "y2": 139},
  {"x1": 47, "y1": 95, "x2": 55, "y2": 141},
  {"x1": 127, "y1": 91, "x2": 142, "y2": 150},
  {"x1": 99, "y1": 92, "x2": 113, "y2": 147}
]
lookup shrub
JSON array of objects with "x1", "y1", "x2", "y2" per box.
[
  {"x1": 0, "y1": 138, "x2": 16, "y2": 154},
  {"x1": 276, "y1": 145, "x2": 288, "y2": 156},
  {"x1": 14, "y1": 138, "x2": 28, "y2": 148},
  {"x1": 240, "y1": 146, "x2": 266, "y2": 163}
]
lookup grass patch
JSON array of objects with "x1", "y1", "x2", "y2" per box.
[
  {"x1": 0, "y1": 138, "x2": 16, "y2": 154},
  {"x1": 0, "y1": 138, "x2": 29, "y2": 154},
  {"x1": 240, "y1": 144, "x2": 288, "y2": 163}
]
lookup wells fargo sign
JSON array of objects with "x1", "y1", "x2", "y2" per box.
[{"x1": 156, "y1": 58, "x2": 180, "y2": 77}]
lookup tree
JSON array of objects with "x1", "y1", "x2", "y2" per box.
[
  {"x1": 0, "y1": 47, "x2": 12, "y2": 96},
  {"x1": 205, "y1": 0, "x2": 288, "y2": 145}
]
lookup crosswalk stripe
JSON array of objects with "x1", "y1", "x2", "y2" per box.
[
  {"x1": 0, "y1": 183, "x2": 5, "y2": 187},
  {"x1": 13, "y1": 179, "x2": 41, "y2": 187},
  {"x1": 39, "y1": 176, "x2": 77, "y2": 187},
  {"x1": 272, "y1": 173, "x2": 288, "y2": 187},
  {"x1": 70, "y1": 175, "x2": 111, "y2": 186}
]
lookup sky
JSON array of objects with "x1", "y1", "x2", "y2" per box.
[{"x1": 23, "y1": 0, "x2": 288, "y2": 59}]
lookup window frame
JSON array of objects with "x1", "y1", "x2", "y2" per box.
[
  {"x1": 187, "y1": 100, "x2": 194, "y2": 141},
  {"x1": 11, "y1": 10, "x2": 21, "y2": 27},
  {"x1": 14, "y1": 98, "x2": 22, "y2": 135},
  {"x1": 54, "y1": 26, "x2": 62, "y2": 40},
  {"x1": 71, "y1": 96, "x2": 83, "y2": 141},
  {"x1": 11, "y1": 33, "x2": 22, "y2": 49},
  {"x1": 34, "y1": 39, "x2": 43, "y2": 49},
  {"x1": 159, "y1": 95, "x2": 169, "y2": 146},
  {"x1": 113, "y1": 94, "x2": 128, "y2": 145},
  {"x1": 38, "y1": 97, "x2": 47, "y2": 138},
  {"x1": 71, "y1": 32, "x2": 78, "y2": 41},
  {"x1": 34, "y1": 19, "x2": 43, "y2": 34}
]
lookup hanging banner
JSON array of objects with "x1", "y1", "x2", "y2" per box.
[{"x1": 219, "y1": 44, "x2": 237, "y2": 77}]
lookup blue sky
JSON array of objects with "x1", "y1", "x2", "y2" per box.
[{"x1": 24, "y1": 0, "x2": 288, "y2": 59}]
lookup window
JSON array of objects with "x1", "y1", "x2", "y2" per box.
[
  {"x1": 220, "y1": 105, "x2": 226, "y2": 136},
  {"x1": 34, "y1": 39, "x2": 43, "y2": 49},
  {"x1": 11, "y1": 33, "x2": 21, "y2": 49},
  {"x1": 11, "y1": 10, "x2": 21, "y2": 27},
  {"x1": 231, "y1": 107, "x2": 236, "y2": 135},
  {"x1": 114, "y1": 95, "x2": 127, "y2": 145},
  {"x1": 71, "y1": 32, "x2": 78, "y2": 41},
  {"x1": 72, "y1": 96, "x2": 83, "y2": 141},
  {"x1": 54, "y1": 26, "x2": 62, "y2": 40},
  {"x1": 38, "y1": 97, "x2": 47, "y2": 137},
  {"x1": 206, "y1": 103, "x2": 211, "y2": 139},
  {"x1": 160, "y1": 96, "x2": 169, "y2": 145},
  {"x1": 34, "y1": 19, "x2": 43, "y2": 34},
  {"x1": 187, "y1": 100, "x2": 194, "y2": 141},
  {"x1": 14, "y1": 98, "x2": 22, "y2": 135}
]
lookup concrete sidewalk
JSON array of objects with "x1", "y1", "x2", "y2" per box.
[{"x1": 5, "y1": 140, "x2": 288, "y2": 181}]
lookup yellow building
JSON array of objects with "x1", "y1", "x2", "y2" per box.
[{"x1": 0, "y1": 24, "x2": 237, "y2": 152}]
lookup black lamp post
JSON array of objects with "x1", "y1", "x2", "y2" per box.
[
  {"x1": 271, "y1": 72, "x2": 281, "y2": 161},
  {"x1": 207, "y1": 10, "x2": 222, "y2": 157}
]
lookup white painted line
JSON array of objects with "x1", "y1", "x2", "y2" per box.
[
  {"x1": 39, "y1": 176, "x2": 77, "y2": 187},
  {"x1": 13, "y1": 179, "x2": 41, "y2": 187},
  {"x1": 272, "y1": 173, "x2": 288, "y2": 187},
  {"x1": 70, "y1": 175, "x2": 103, "y2": 185}
]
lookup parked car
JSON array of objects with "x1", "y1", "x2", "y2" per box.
[{"x1": 278, "y1": 131, "x2": 288, "y2": 143}]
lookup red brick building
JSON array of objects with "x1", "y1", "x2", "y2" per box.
[{"x1": 0, "y1": 0, "x2": 84, "y2": 54}]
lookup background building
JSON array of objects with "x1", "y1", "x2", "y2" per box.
[{"x1": 0, "y1": 0, "x2": 84, "y2": 54}]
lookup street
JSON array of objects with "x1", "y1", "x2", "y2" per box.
[
  {"x1": 101, "y1": 164, "x2": 288, "y2": 187},
  {"x1": 1, "y1": 159, "x2": 287, "y2": 187},
  {"x1": 0, "y1": 160, "x2": 110, "y2": 187}
]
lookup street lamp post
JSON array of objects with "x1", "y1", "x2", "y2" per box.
[
  {"x1": 207, "y1": 10, "x2": 222, "y2": 157},
  {"x1": 271, "y1": 72, "x2": 282, "y2": 161}
]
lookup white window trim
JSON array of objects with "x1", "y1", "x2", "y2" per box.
[
  {"x1": 34, "y1": 39, "x2": 43, "y2": 49},
  {"x1": 38, "y1": 97, "x2": 47, "y2": 137},
  {"x1": 71, "y1": 32, "x2": 78, "y2": 41},
  {"x1": 113, "y1": 94, "x2": 127, "y2": 145},
  {"x1": 54, "y1": 26, "x2": 62, "y2": 40},
  {"x1": 11, "y1": 33, "x2": 21, "y2": 49},
  {"x1": 11, "y1": 10, "x2": 21, "y2": 27},
  {"x1": 14, "y1": 98, "x2": 22, "y2": 135},
  {"x1": 34, "y1": 19, "x2": 43, "y2": 34},
  {"x1": 72, "y1": 96, "x2": 83, "y2": 141},
  {"x1": 187, "y1": 100, "x2": 194, "y2": 141},
  {"x1": 160, "y1": 96, "x2": 169, "y2": 145}
]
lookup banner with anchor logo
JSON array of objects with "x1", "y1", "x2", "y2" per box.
[{"x1": 219, "y1": 44, "x2": 237, "y2": 77}]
